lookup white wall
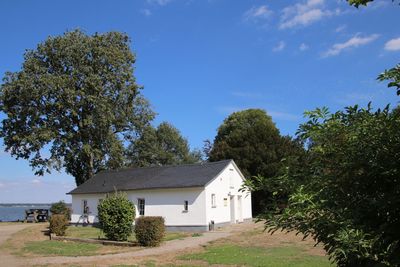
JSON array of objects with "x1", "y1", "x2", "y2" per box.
[
  {"x1": 70, "y1": 187, "x2": 206, "y2": 226},
  {"x1": 205, "y1": 162, "x2": 252, "y2": 225},
  {"x1": 71, "y1": 193, "x2": 105, "y2": 224}
]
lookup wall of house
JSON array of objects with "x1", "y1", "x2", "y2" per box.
[
  {"x1": 126, "y1": 187, "x2": 206, "y2": 227},
  {"x1": 204, "y1": 162, "x2": 252, "y2": 227},
  {"x1": 70, "y1": 187, "x2": 207, "y2": 229},
  {"x1": 71, "y1": 193, "x2": 106, "y2": 224}
]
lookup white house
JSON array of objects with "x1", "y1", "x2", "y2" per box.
[{"x1": 68, "y1": 160, "x2": 252, "y2": 231}]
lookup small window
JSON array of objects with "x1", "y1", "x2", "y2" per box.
[
  {"x1": 224, "y1": 198, "x2": 228, "y2": 207},
  {"x1": 82, "y1": 200, "x2": 89, "y2": 214},
  {"x1": 138, "y1": 198, "x2": 145, "y2": 216},
  {"x1": 211, "y1": 194, "x2": 216, "y2": 208},
  {"x1": 183, "y1": 200, "x2": 189, "y2": 212}
]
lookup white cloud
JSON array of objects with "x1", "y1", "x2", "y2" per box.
[
  {"x1": 31, "y1": 179, "x2": 42, "y2": 184},
  {"x1": 273, "y1": 41, "x2": 286, "y2": 52},
  {"x1": 299, "y1": 43, "x2": 309, "y2": 51},
  {"x1": 322, "y1": 34, "x2": 379, "y2": 57},
  {"x1": 335, "y1": 25, "x2": 346, "y2": 33},
  {"x1": 141, "y1": 9, "x2": 152, "y2": 16},
  {"x1": 243, "y1": 5, "x2": 273, "y2": 22},
  {"x1": 280, "y1": 0, "x2": 340, "y2": 29},
  {"x1": 384, "y1": 37, "x2": 400, "y2": 51},
  {"x1": 0, "y1": 182, "x2": 4, "y2": 188},
  {"x1": 147, "y1": 0, "x2": 171, "y2": 6}
]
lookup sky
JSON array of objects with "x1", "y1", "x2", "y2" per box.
[{"x1": 0, "y1": 0, "x2": 398, "y2": 203}]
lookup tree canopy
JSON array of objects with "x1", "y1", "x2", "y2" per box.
[
  {"x1": 126, "y1": 122, "x2": 202, "y2": 167},
  {"x1": 0, "y1": 30, "x2": 155, "y2": 185},
  {"x1": 209, "y1": 109, "x2": 303, "y2": 214},
  {"x1": 258, "y1": 104, "x2": 400, "y2": 266}
]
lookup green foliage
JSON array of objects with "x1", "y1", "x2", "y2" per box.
[
  {"x1": 261, "y1": 104, "x2": 400, "y2": 267},
  {"x1": 126, "y1": 122, "x2": 202, "y2": 167},
  {"x1": 50, "y1": 201, "x2": 71, "y2": 219},
  {"x1": 209, "y1": 109, "x2": 304, "y2": 214},
  {"x1": 134, "y1": 216, "x2": 165, "y2": 247},
  {"x1": 0, "y1": 29, "x2": 155, "y2": 185},
  {"x1": 346, "y1": 0, "x2": 397, "y2": 7},
  {"x1": 49, "y1": 214, "x2": 69, "y2": 236},
  {"x1": 97, "y1": 192, "x2": 135, "y2": 241},
  {"x1": 378, "y1": 64, "x2": 400, "y2": 96},
  {"x1": 180, "y1": 244, "x2": 333, "y2": 267}
]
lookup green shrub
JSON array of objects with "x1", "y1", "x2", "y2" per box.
[
  {"x1": 97, "y1": 192, "x2": 135, "y2": 241},
  {"x1": 50, "y1": 200, "x2": 71, "y2": 219},
  {"x1": 134, "y1": 216, "x2": 165, "y2": 247},
  {"x1": 49, "y1": 214, "x2": 69, "y2": 236}
]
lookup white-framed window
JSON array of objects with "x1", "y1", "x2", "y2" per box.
[
  {"x1": 183, "y1": 200, "x2": 189, "y2": 212},
  {"x1": 211, "y1": 194, "x2": 216, "y2": 208},
  {"x1": 224, "y1": 198, "x2": 228, "y2": 207},
  {"x1": 229, "y1": 168, "x2": 234, "y2": 189},
  {"x1": 138, "y1": 198, "x2": 145, "y2": 216}
]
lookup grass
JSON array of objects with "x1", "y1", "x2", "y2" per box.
[
  {"x1": 180, "y1": 244, "x2": 334, "y2": 267},
  {"x1": 23, "y1": 240, "x2": 101, "y2": 256},
  {"x1": 66, "y1": 226, "x2": 188, "y2": 242}
]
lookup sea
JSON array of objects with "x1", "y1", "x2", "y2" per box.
[{"x1": 0, "y1": 203, "x2": 54, "y2": 222}]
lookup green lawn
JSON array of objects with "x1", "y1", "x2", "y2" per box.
[
  {"x1": 180, "y1": 244, "x2": 334, "y2": 267},
  {"x1": 66, "y1": 226, "x2": 188, "y2": 242},
  {"x1": 23, "y1": 240, "x2": 101, "y2": 256}
]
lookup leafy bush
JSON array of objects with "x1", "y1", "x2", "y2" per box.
[
  {"x1": 49, "y1": 214, "x2": 69, "y2": 236},
  {"x1": 134, "y1": 216, "x2": 165, "y2": 247},
  {"x1": 97, "y1": 192, "x2": 135, "y2": 241},
  {"x1": 256, "y1": 105, "x2": 400, "y2": 267},
  {"x1": 50, "y1": 201, "x2": 71, "y2": 219}
]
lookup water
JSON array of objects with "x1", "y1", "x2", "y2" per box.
[{"x1": 0, "y1": 203, "x2": 52, "y2": 222}]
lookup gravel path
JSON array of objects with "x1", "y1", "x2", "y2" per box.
[{"x1": 0, "y1": 223, "x2": 32, "y2": 267}]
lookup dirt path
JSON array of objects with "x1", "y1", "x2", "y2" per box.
[
  {"x1": 0, "y1": 223, "x2": 32, "y2": 267},
  {"x1": 29, "y1": 230, "x2": 231, "y2": 266}
]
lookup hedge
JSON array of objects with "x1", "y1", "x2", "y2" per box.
[
  {"x1": 49, "y1": 214, "x2": 69, "y2": 236},
  {"x1": 134, "y1": 216, "x2": 165, "y2": 247}
]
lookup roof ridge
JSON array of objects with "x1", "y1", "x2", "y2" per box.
[{"x1": 98, "y1": 159, "x2": 233, "y2": 174}]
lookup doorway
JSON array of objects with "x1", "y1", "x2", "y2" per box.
[{"x1": 230, "y1": 195, "x2": 235, "y2": 223}]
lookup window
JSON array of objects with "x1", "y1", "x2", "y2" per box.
[
  {"x1": 82, "y1": 200, "x2": 89, "y2": 214},
  {"x1": 229, "y1": 169, "x2": 234, "y2": 189},
  {"x1": 223, "y1": 198, "x2": 228, "y2": 207},
  {"x1": 211, "y1": 194, "x2": 216, "y2": 208},
  {"x1": 183, "y1": 200, "x2": 189, "y2": 212},
  {"x1": 138, "y1": 198, "x2": 145, "y2": 216}
]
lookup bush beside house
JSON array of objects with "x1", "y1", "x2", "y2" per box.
[
  {"x1": 97, "y1": 192, "x2": 135, "y2": 241},
  {"x1": 135, "y1": 216, "x2": 165, "y2": 247},
  {"x1": 50, "y1": 201, "x2": 71, "y2": 219},
  {"x1": 49, "y1": 214, "x2": 69, "y2": 236}
]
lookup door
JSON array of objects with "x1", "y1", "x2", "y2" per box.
[
  {"x1": 237, "y1": 196, "x2": 243, "y2": 222},
  {"x1": 230, "y1": 195, "x2": 235, "y2": 223}
]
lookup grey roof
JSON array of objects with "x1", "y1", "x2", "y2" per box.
[{"x1": 68, "y1": 160, "x2": 233, "y2": 195}]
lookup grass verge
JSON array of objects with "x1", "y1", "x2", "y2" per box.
[
  {"x1": 23, "y1": 240, "x2": 101, "y2": 256},
  {"x1": 180, "y1": 244, "x2": 334, "y2": 267}
]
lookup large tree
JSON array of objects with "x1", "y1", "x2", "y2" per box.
[
  {"x1": 208, "y1": 109, "x2": 303, "y2": 214},
  {"x1": 126, "y1": 122, "x2": 202, "y2": 167},
  {"x1": 0, "y1": 30, "x2": 154, "y2": 185}
]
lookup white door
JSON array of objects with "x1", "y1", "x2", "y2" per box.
[
  {"x1": 237, "y1": 196, "x2": 243, "y2": 222},
  {"x1": 230, "y1": 195, "x2": 235, "y2": 223}
]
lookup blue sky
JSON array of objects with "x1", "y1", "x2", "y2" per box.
[{"x1": 0, "y1": 0, "x2": 398, "y2": 203}]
